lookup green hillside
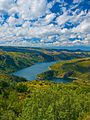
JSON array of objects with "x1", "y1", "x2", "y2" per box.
[
  {"x1": 37, "y1": 58, "x2": 90, "y2": 81},
  {"x1": 0, "y1": 79, "x2": 90, "y2": 120},
  {"x1": 0, "y1": 47, "x2": 90, "y2": 73},
  {"x1": 0, "y1": 47, "x2": 90, "y2": 120},
  {"x1": 0, "y1": 50, "x2": 46, "y2": 73}
]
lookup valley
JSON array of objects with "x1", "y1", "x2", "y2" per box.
[
  {"x1": 0, "y1": 46, "x2": 90, "y2": 120},
  {"x1": 37, "y1": 58, "x2": 90, "y2": 82}
]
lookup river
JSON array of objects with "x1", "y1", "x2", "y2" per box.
[{"x1": 13, "y1": 61, "x2": 73, "y2": 83}]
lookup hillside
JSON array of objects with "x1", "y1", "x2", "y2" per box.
[
  {"x1": 0, "y1": 47, "x2": 90, "y2": 120},
  {"x1": 0, "y1": 50, "x2": 52, "y2": 73},
  {"x1": 0, "y1": 79, "x2": 90, "y2": 120},
  {"x1": 0, "y1": 46, "x2": 90, "y2": 73},
  {"x1": 37, "y1": 58, "x2": 90, "y2": 82}
]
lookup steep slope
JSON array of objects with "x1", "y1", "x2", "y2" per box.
[
  {"x1": 0, "y1": 47, "x2": 90, "y2": 73},
  {"x1": 0, "y1": 50, "x2": 52, "y2": 73},
  {"x1": 0, "y1": 47, "x2": 90, "y2": 120},
  {"x1": 37, "y1": 58, "x2": 90, "y2": 81}
]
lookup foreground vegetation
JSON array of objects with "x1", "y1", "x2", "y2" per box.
[
  {"x1": 0, "y1": 47, "x2": 90, "y2": 120},
  {"x1": 0, "y1": 79, "x2": 90, "y2": 120}
]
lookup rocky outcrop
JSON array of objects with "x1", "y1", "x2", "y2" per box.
[{"x1": 63, "y1": 71, "x2": 74, "y2": 79}]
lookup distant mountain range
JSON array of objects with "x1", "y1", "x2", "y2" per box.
[{"x1": 0, "y1": 46, "x2": 90, "y2": 52}]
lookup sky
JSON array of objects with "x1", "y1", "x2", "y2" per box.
[{"x1": 0, "y1": 0, "x2": 90, "y2": 47}]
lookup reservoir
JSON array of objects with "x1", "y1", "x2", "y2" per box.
[{"x1": 13, "y1": 61, "x2": 73, "y2": 83}]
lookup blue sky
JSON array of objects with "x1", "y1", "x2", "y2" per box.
[{"x1": 0, "y1": 0, "x2": 90, "y2": 47}]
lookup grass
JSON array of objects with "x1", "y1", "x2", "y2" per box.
[{"x1": 37, "y1": 58, "x2": 90, "y2": 81}]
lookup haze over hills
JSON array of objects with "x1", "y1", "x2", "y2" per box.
[{"x1": 0, "y1": 46, "x2": 90, "y2": 52}]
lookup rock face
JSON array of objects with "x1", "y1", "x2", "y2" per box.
[
  {"x1": 63, "y1": 71, "x2": 74, "y2": 79},
  {"x1": 37, "y1": 70, "x2": 55, "y2": 80}
]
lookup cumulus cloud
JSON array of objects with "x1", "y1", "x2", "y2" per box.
[
  {"x1": 17, "y1": 0, "x2": 47, "y2": 20},
  {"x1": 0, "y1": 0, "x2": 90, "y2": 47},
  {"x1": 73, "y1": 18, "x2": 90, "y2": 33}
]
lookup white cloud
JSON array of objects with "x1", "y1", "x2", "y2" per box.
[
  {"x1": 17, "y1": 0, "x2": 47, "y2": 20},
  {"x1": 56, "y1": 12, "x2": 71, "y2": 25},
  {"x1": 0, "y1": 0, "x2": 15, "y2": 10},
  {"x1": 73, "y1": 18, "x2": 90, "y2": 33},
  {"x1": 0, "y1": 0, "x2": 90, "y2": 47},
  {"x1": 44, "y1": 13, "x2": 56, "y2": 24}
]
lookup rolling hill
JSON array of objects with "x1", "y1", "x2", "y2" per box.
[
  {"x1": 0, "y1": 46, "x2": 90, "y2": 73},
  {"x1": 37, "y1": 58, "x2": 90, "y2": 82},
  {"x1": 0, "y1": 47, "x2": 90, "y2": 120}
]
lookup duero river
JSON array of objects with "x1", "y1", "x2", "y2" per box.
[{"x1": 13, "y1": 61, "x2": 73, "y2": 83}]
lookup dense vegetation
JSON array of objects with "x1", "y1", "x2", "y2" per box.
[
  {"x1": 0, "y1": 80, "x2": 90, "y2": 120},
  {"x1": 0, "y1": 47, "x2": 90, "y2": 120},
  {"x1": 0, "y1": 50, "x2": 48, "y2": 73},
  {"x1": 0, "y1": 46, "x2": 90, "y2": 73},
  {"x1": 37, "y1": 58, "x2": 90, "y2": 81}
]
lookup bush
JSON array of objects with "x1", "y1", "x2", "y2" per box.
[{"x1": 16, "y1": 84, "x2": 28, "y2": 93}]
